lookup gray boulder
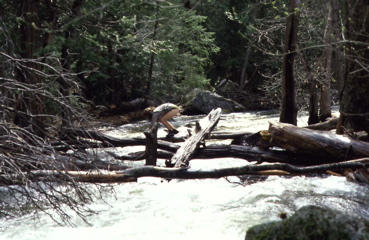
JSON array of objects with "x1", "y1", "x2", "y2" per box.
[
  {"x1": 245, "y1": 205, "x2": 369, "y2": 240},
  {"x1": 183, "y1": 88, "x2": 244, "y2": 114}
]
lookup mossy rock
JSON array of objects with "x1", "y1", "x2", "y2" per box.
[{"x1": 245, "y1": 205, "x2": 369, "y2": 240}]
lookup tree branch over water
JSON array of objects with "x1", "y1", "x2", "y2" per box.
[{"x1": 2, "y1": 158, "x2": 369, "y2": 184}]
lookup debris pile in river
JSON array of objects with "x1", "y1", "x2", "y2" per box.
[{"x1": 2, "y1": 108, "x2": 369, "y2": 185}]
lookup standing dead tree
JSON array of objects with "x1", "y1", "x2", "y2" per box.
[{"x1": 280, "y1": 0, "x2": 300, "y2": 125}]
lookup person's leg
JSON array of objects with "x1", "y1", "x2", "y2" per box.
[{"x1": 160, "y1": 109, "x2": 179, "y2": 130}]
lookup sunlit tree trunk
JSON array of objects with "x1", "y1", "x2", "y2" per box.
[
  {"x1": 337, "y1": 0, "x2": 369, "y2": 133},
  {"x1": 280, "y1": 0, "x2": 299, "y2": 125}
]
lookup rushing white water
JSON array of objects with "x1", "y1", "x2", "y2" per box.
[{"x1": 2, "y1": 109, "x2": 369, "y2": 240}]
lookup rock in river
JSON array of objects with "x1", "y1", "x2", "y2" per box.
[
  {"x1": 183, "y1": 88, "x2": 244, "y2": 114},
  {"x1": 245, "y1": 205, "x2": 369, "y2": 240}
]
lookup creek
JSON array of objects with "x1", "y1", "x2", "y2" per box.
[{"x1": 1, "y1": 110, "x2": 369, "y2": 240}]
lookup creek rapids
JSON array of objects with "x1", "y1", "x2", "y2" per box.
[{"x1": 1, "y1": 109, "x2": 369, "y2": 240}]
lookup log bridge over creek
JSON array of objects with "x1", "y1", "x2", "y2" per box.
[{"x1": 2, "y1": 108, "x2": 369, "y2": 184}]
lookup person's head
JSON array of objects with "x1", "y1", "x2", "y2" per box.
[
  {"x1": 177, "y1": 105, "x2": 184, "y2": 113},
  {"x1": 143, "y1": 106, "x2": 155, "y2": 119}
]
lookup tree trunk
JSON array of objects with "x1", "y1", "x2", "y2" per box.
[
  {"x1": 337, "y1": 0, "x2": 369, "y2": 134},
  {"x1": 240, "y1": 46, "x2": 251, "y2": 90},
  {"x1": 15, "y1": 0, "x2": 45, "y2": 137},
  {"x1": 300, "y1": 49, "x2": 319, "y2": 125},
  {"x1": 280, "y1": 0, "x2": 299, "y2": 125},
  {"x1": 320, "y1": 0, "x2": 333, "y2": 122},
  {"x1": 331, "y1": 0, "x2": 344, "y2": 98},
  {"x1": 108, "y1": 41, "x2": 123, "y2": 105},
  {"x1": 60, "y1": 0, "x2": 84, "y2": 126},
  {"x1": 145, "y1": 1, "x2": 159, "y2": 101},
  {"x1": 308, "y1": 79, "x2": 319, "y2": 125}
]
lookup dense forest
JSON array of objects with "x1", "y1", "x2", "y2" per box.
[{"x1": 1, "y1": 0, "x2": 369, "y2": 225}]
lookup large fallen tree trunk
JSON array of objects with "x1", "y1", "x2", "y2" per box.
[
  {"x1": 269, "y1": 122, "x2": 369, "y2": 161},
  {"x1": 3, "y1": 158, "x2": 369, "y2": 184}
]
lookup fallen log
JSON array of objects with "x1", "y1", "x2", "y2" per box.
[
  {"x1": 3, "y1": 158, "x2": 369, "y2": 184},
  {"x1": 194, "y1": 145, "x2": 329, "y2": 165},
  {"x1": 211, "y1": 130, "x2": 253, "y2": 144},
  {"x1": 107, "y1": 148, "x2": 174, "y2": 161},
  {"x1": 171, "y1": 108, "x2": 222, "y2": 168},
  {"x1": 304, "y1": 117, "x2": 338, "y2": 131},
  {"x1": 269, "y1": 122, "x2": 369, "y2": 161},
  {"x1": 55, "y1": 129, "x2": 181, "y2": 153},
  {"x1": 107, "y1": 143, "x2": 332, "y2": 166},
  {"x1": 0, "y1": 170, "x2": 137, "y2": 185},
  {"x1": 59, "y1": 125, "x2": 253, "y2": 151}
]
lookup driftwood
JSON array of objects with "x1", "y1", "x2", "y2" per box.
[
  {"x1": 108, "y1": 144, "x2": 327, "y2": 165},
  {"x1": 305, "y1": 117, "x2": 338, "y2": 131},
  {"x1": 3, "y1": 158, "x2": 369, "y2": 184},
  {"x1": 194, "y1": 145, "x2": 329, "y2": 165},
  {"x1": 58, "y1": 128, "x2": 251, "y2": 151},
  {"x1": 0, "y1": 170, "x2": 137, "y2": 185},
  {"x1": 5, "y1": 110, "x2": 369, "y2": 185},
  {"x1": 171, "y1": 108, "x2": 222, "y2": 168},
  {"x1": 57, "y1": 127, "x2": 181, "y2": 152},
  {"x1": 269, "y1": 122, "x2": 369, "y2": 161},
  {"x1": 304, "y1": 117, "x2": 338, "y2": 131}
]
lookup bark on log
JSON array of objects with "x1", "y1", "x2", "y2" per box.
[
  {"x1": 210, "y1": 131, "x2": 253, "y2": 139},
  {"x1": 194, "y1": 145, "x2": 328, "y2": 165},
  {"x1": 144, "y1": 123, "x2": 158, "y2": 165},
  {"x1": 305, "y1": 117, "x2": 338, "y2": 131},
  {"x1": 109, "y1": 143, "x2": 328, "y2": 165},
  {"x1": 57, "y1": 128, "x2": 181, "y2": 152},
  {"x1": 4, "y1": 158, "x2": 369, "y2": 184},
  {"x1": 107, "y1": 149, "x2": 174, "y2": 161},
  {"x1": 0, "y1": 170, "x2": 137, "y2": 185},
  {"x1": 59, "y1": 125, "x2": 250, "y2": 152},
  {"x1": 171, "y1": 108, "x2": 222, "y2": 168},
  {"x1": 269, "y1": 122, "x2": 369, "y2": 161}
]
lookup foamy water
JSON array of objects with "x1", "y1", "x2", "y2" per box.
[
  {"x1": 2, "y1": 108, "x2": 369, "y2": 240},
  {"x1": 2, "y1": 175, "x2": 369, "y2": 240}
]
